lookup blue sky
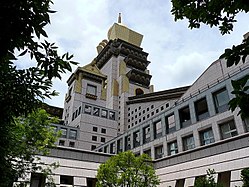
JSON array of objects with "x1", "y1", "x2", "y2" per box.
[{"x1": 27, "y1": 0, "x2": 249, "y2": 107}]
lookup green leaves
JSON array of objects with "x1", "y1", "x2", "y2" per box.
[
  {"x1": 96, "y1": 151, "x2": 160, "y2": 187},
  {"x1": 194, "y1": 169, "x2": 223, "y2": 187}
]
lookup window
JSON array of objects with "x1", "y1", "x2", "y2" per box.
[
  {"x1": 84, "y1": 105, "x2": 92, "y2": 114},
  {"x1": 110, "y1": 142, "x2": 116, "y2": 154},
  {"x1": 154, "y1": 120, "x2": 162, "y2": 139},
  {"x1": 104, "y1": 146, "x2": 108, "y2": 153},
  {"x1": 69, "y1": 129, "x2": 77, "y2": 139},
  {"x1": 86, "y1": 84, "x2": 97, "y2": 95},
  {"x1": 213, "y1": 87, "x2": 229, "y2": 113},
  {"x1": 195, "y1": 97, "x2": 209, "y2": 121},
  {"x1": 133, "y1": 131, "x2": 140, "y2": 148},
  {"x1": 101, "y1": 137, "x2": 106, "y2": 143},
  {"x1": 168, "y1": 141, "x2": 178, "y2": 156},
  {"x1": 69, "y1": 141, "x2": 75, "y2": 147},
  {"x1": 156, "y1": 109, "x2": 159, "y2": 113},
  {"x1": 219, "y1": 120, "x2": 237, "y2": 139},
  {"x1": 143, "y1": 126, "x2": 150, "y2": 144},
  {"x1": 59, "y1": 140, "x2": 65, "y2": 146},
  {"x1": 60, "y1": 175, "x2": 73, "y2": 185},
  {"x1": 200, "y1": 128, "x2": 214, "y2": 145},
  {"x1": 30, "y1": 173, "x2": 45, "y2": 187},
  {"x1": 92, "y1": 136, "x2": 97, "y2": 141},
  {"x1": 182, "y1": 135, "x2": 195, "y2": 151},
  {"x1": 60, "y1": 128, "x2": 67, "y2": 138},
  {"x1": 101, "y1": 128, "x2": 106, "y2": 134},
  {"x1": 165, "y1": 114, "x2": 176, "y2": 134},
  {"x1": 109, "y1": 111, "x2": 115, "y2": 120},
  {"x1": 244, "y1": 118, "x2": 249, "y2": 132},
  {"x1": 125, "y1": 135, "x2": 131, "y2": 151},
  {"x1": 217, "y1": 171, "x2": 231, "y2": 187},
  {"x1": 93, "y1": 107, "x2": 100, "y2": 116},
  {"x1": 179, "y1": 106, "x2": 191, "y2": 128},
  {"x1": 135, "y1": 88, "x2": 144, "y2": 95},
  {"x1": 161, "y1": 106, "x2": 164, "y2": 111},
  {"x1": 143, "y1": 149, "x2": 151, "y2": 158},
  {"x1": 155, "y1": 145, "x2": 163, "y2": 159},
  {"x1": 117, "y1": 139, "x2": 123, "y2": 153},
  {"x1": 101, "y1": 109, "x2": 108, "y2": 118},
  {"x1": 93, "y1": 126, "x2": 98, "y2": 132},
  {"x1": 91, "y1": 145, "x2": 96, "y2": 150}
]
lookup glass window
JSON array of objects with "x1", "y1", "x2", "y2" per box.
[
  {"x1": 183, "y1": 135, "x2": 195, "y2": 151},
  {"x1": 101, "y1": 137, "x2": 105, "y2": 143},
  {"x1": 200, "y1": 128, "x2": 214, "y2": 145},
  {"x1": 69, "y1": 141, "x2": 75, "y2": 147},
  {"x1": 219, "y1": 120, "x2": 237, "y2": 139},
  {"x1": 59, "y1": 140, "x2": 65, "y2": 146},
  {"x1": 109, "y1": 111, "x2": 115, "y2": 120},
  {"x1": 93, "y1": 126, "x2": 98, "y2": 132},
  {"x1": 155, "y1": 145, "x2": 163, "y2": 159},
  {"x1": 195, "y1": 97, "x2": 209, "y2": 121},
  {"x1": 91, "y1": 145, "x2": 96, "y2": 150},
  {"x1": 60, "y1": 128, "x2": 67, "y2": 138},
  {"x1": 69, "y1": 129, "x2": 77, "y2": 139},
  {"x1": 60, "y1": 175, "x2": 73, "y2": 185},
  {"x1": 166, "y1": 114, "x2": 176, "y2": 134},
  {"x1": 213, "y1": 87, "x2": 229, "y2": 113},
  {"x1": 101, "y1": 109, "x2": 108, "y2": 118},
  {"x1": 92, "y1": 136, "x2": 97, "y2": 141},
  {"x1": 125, "y1": 135, "x2": 131, "y2": 151},
  {"x1": 110, "y1": 142, "x2": 116, "y2": 154},
  {"x1": 84, "y1": 105, "x2": 92, "y2": 114},
  {"x1": 168, "y1": 141, "x2": 178, "y2": 156},
  {"x1": 93, "y1": 107, "x2": 100, "y2": 116},
  {"x1": 87, "y1": 84, "x2": 97, "y2": 95},
  {"x1": 101, "y1": 128, "x2": 106, "y2": 134},
  {"x1": 133, "y1": 131, "x2": 140, "y2": 148},
  {"x1": 244, "y1": 118, "x2": 249, "y2": 132},
  {"x1": 143, "y1": 126, "x2": 150, "y2": 144},
  {"x1": 117, "y1": 139, "x2": 123, "y2": 153},
  {"x1": 154, "y1": 120, "x2": 162, "y2": 139},
  {"x1": 179, "y1": 106, "x2": 191, "y2": 128}
]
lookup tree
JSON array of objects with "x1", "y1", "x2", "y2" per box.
[
  {"x1": 96, "y1": 151, "x2": 160, "y2": 187},
  {"x1": 194, "y1": 169, "x2": 223, "y2": 187},
  {"x1": 0, "y1": 0, "x2": 77, "y2": 186},
  {"x1": 241, "y1": 168, "x2": 249, "y2": 187},
  {"x1": 171, "y1": 0, "x2": 249, "y2": 119}
]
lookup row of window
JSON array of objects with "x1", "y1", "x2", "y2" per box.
[
  {"x1": 99, "y1": 119, "x2": 240, "y2": 157},
  {"x1": 54, "y1": 127, "x2": 77, "y2": 140},
  {"x1": 92, "y1": 126, "x2": 106, "y2": 134},
  {"x1": 84, "y1": 104, "x2": 116, "y2": 120},
  {"x1": 92, "y1": 135, "x2": 106, "y2": 143}
]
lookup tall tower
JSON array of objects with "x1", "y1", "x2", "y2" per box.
[{"x1": 62, "y1": 14, "x2": 153, "y2": 150}]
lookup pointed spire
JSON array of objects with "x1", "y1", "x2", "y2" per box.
[{"x1": 118, "y1": 13, "x2": 122, "y2": 24}]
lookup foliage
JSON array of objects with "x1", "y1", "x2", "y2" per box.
[
  {"x1": 171, "y1": 0, "x2": 249, "y2": 119},
  {"x1": 96, "y1": 151, "x2": 160, "y2": 187},
  {"x1": 241, "y1": 168, "x2": 249, "y2": 187},
  {"x1": 0, "y1": 0, "x2": 77, "y2": 186},
  {"x1": 194, "y1": 169, "x2": 223, "y2": 187}
]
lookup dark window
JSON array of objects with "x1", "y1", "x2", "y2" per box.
[
  {"x1": 155, "y1": 145, "x2": 163, "y2": 159},
  {"x1": 175, "y1": 179, "x2": 185, "y2": 187},
  {"x1": 92, "y1": 136, "x2": 97, "y2": 141},
  {"x1": 139, "y1": 106, "x2": 141, "y2": 110},
  {"x1": 161, "y1": 106, "x2": 164, "y2": 111},
  {"x1": 110, "y1": 142, "x2": 116, "y2": 154},
  {"x1": 104, "y1": 146, "x2": 108, "y2": 153},
  {"x1": 143, "y1": 149, "x2": 151, "y2": 158},
  {"x1": 154, "y1": 120, "x2": 162, "y2": 139},
  {"x1": 101, "y1": 137, "x2": 106, "y2": 143},
  {"x1": 143, "y1": 116, "x2": 145, "y2": 120},
  {"x1": 166, "y1": 103, "x2": 169, "y2": 108},
  {"x1": 147, "y1": 107, "x2": 149, "y2": 111},
  {"x1": 156, "y1": 109, "x2": 159, "y2": 113},
  {"x1": 217, "y1": 171, "x2": 231, "y2": 187},
  {"x1": 219, "y1": 119, "x2": 237, "y2": 139},
  {"x1": 151, "y1": 105, "x2": 154, "y2": 109},
  {"x1": 93, "y1": 107, "x2": 100, "y2": 116},
  {"x1": 84, "y1": 105, "x2": 92, "y2": 114},
  {"x1": 143, "y1": 110, "x2": 145, "y2": 114},
  {"x1": 135, "y1": 88, "x2": 144, "y2": 95},
  {"x1": 165, "y1": 114, "x2": 176, "y2": 134},
  {"x1": 168, "y1": 141, "x2": 178, "y2": 156},
  {"x1": 93, "y1": 126, "x2": 98, "y2": 132},
  {"x1": 244, "y1": 118, "x2": 249, "y2": 132},
  {"x1": 109, "y1": 111, "x2": 115, "y2": 120},
  {"x1": 60, "y1": 175, "x2": 73, "y2": 185},
  {"x1": 143, "y1": 126, "x2": 150, "y2": 144},
  {"x1": 69, "y1": 129, "x2": 77, "y2": 139},
  {"x1": 179, "y1": 106, "x2": 191, "y2": 128},
  {"x1": 133, "y1": 131, "x2": 140, "y2": 148},
  {"x1": 135, "y1": 108, "x2": 137, "y2": 112},
  {"x1": 147, "y1": 114, "x2": 150, "y2": 118},
  {"x1": 91, "y1": 145, "x2": 96, "y2": 150},
  {"x1": 213, "y1": 87, "x2": 229, "y2": 113},
  {"x1": 101, "y1": 128, "x2": 106, "y2": 134},
  {"x1": 125, "y1": 135, "x2": 131, "y2": 151},
  {"x1": 200, "y1": 128, "x2": 214, "y2": 145},
  {"x1": 182, "y1": 135, "x2": 195, "y2": 151},
  {"x1": 151, "y1": 111, "x2": 154, "y2": 116},
  {"x1": 195, "y1": 97, "x2": 209, "y2": 121},
  {"x1": 69, "y1": 141, "x2": 75, "y2": 147},
  {"x1": 30, "y1": 173, "x2": 45, "y2": 187},
  {"x1": 59, "y1": 140, "x2": 65, "y2": 146},
  {"x1": 117, "y1": 139, "x2": 123, "y2": 153}
]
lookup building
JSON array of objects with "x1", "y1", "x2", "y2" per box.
[{"x1": 30, "y1": 15, "x2": 249, "y2": 187}]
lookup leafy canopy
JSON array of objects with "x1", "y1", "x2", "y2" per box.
[
  {"x1": 194, "y1": 169, "x2": 223, "y2": 187},
  {"x1": 171, "y1": 0, "x2": 249, "y2": 119},
  {"x1": 0, "y1": 0, "x2": 77, "y2": 186},
  {"x1": 96, "y1": 151, "x2": 160, "y2": 187}
]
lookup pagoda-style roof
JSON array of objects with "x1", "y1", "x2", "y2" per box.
[{"x1": 126, "y1": 69, "x2": 152, "y2": 87}]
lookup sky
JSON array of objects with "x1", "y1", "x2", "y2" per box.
[{"x1": 23, "y1": 0, "x2": 249, "y2": 107}]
